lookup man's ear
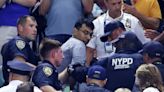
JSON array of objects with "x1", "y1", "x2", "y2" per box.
[
  {"x1": 18, "y1": 24, "x2": 23, "y2": 32},
  {"x1": 73, "y1": 28, "x2": 78, "y2": 36},
  {"x1": 103, "y1": 78, "x2": 107, "y2": 85}
]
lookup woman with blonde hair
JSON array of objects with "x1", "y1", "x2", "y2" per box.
[{"x1": 135, "y1": 64, "x2": 164, "y2": 92}]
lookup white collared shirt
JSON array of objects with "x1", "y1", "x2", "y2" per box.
[
  {"x1": 87, "y1": 11, "x2": 150, "y2": 59},
  {"x1": 0, "y1": 80, "x2": 42, "y2": 92}
]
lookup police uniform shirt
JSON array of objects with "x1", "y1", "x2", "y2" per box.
[
  {"x1": 1, "y1": 36, "x2": 39, "y2": 84},
  {"x1": 153, "y1": 61, "x2": 164, "y2": 84},
  {"x1": 87, "y1": 11, "x2": 150, "y2": 59},
  {"x1": 79, "y1": 83, "x2": 110, "y2": 92},
  {"x1": 0, "y1": 80, "x2": 42, "y2": 92},
  {"x1": 97, "y1": 51, "x2": 143, "y2": 91},
  {"x1": 32, "y1": 60, "x2": 62, "y2": 90}
]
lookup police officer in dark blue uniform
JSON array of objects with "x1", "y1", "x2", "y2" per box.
[
  {"x1": 0, "y1": 60, "x2": 42, "y2": 92},
  {"x1": 132, "y1": 41, "x2": 164, "y2": 92},
  {"x1": 1, "y1": 15, "x2": 39, "y2": 85},
  {"x1": 32, "y1": 38, "x2": 68, "y2": 92},
  {"x1": 79, "y1": 65, "x2": 110, "y2": 92},
  {"x1": 98, "y1": 31, "x2": 144, "y2": 91},
  {"x1": 140, "y1": 41, "x2": 164, "y2": 80}
]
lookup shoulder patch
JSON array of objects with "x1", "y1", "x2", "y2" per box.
[
  {"x1": 43, "y1": 66, "x2": 53, "y2": 77},
  {"x1": 16, "y1": 40, "x2": 25, "y2": 50}
]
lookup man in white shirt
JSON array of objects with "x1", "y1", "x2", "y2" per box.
[
  {"x1": 86, "y1": 0, "x2": 150, "y2": 66},
  {"x1": 0, "y1": 60, "x2": 42, "y2": 92}
]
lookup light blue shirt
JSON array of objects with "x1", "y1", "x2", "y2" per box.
[
  {"x1": 57, "y1": 37, "x2": 86, "y2": 73},
  {"x1": 45, "y1": 0, "x2": 84, "y2": 36}
]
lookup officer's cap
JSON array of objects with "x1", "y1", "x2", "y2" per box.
[
  {"x1": 100, "y1": 21, "x2": 125, "y2": 42},
  {"x1": 111, "y1": 31, "x2": 143, "y2": 51},
  {"x1": 111, "y1": 31, "x2": 140, "y2": 43},
  {"x1": 7, "y1": 60, "x2": 35, "y2": 75},
  {"x1": 87, "y1": 65, "x2": 107, "y2": 80},
  {"x1": 139, "y1": 41, "x2": 164, "y2": 57}
]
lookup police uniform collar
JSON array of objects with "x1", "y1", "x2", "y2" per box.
[
  {"x1": 43, "y1": 60, "x2": 54, "y2": 67},
  {"x1": 88, "y1": 83, "x2": 100, "y2": 87},
  {"x1": 16, "y1": 36, "x2": 29, "y2": 43},
  {"x1": 106, "y1": 10, "x2": 123, "y2": 21},
  {"x1": 116, "y1": 49, "x2": 137, "y2": 54}
]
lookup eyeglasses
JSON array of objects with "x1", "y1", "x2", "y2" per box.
[{"x1": 80, "y1": 30, "x2": 93, "y2": 37}]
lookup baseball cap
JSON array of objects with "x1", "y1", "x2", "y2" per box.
[
  {"x1": 7, "y1": 60, "x2": 35, "y2": 75},
  {"x1": 139, "y1": 41, "x2": 164, "y2": 57},
  {"x1": 100, "y1": 21, "x2": 125, "y2": 42},
  {"x1": 111, "y1": 31, "x2": 143, "y2": 52},
  {"x1": 87, "y1": 65, "x2": 107, "y2": 80}
]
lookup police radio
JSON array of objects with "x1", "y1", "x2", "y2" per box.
[{"x1": 104, "y1": 42, "x2": 114, "y2": 53}]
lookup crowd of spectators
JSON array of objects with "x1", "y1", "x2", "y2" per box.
[{"x1": 0, "y1": 0, "x2": 164, "y2": 92}]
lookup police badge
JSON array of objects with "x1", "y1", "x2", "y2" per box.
[
  {"x1": 125, "y1": 18, "x2": 131, "y2": 29},
  {"x1": 43, "y1": 66, "x2": 53, "y2": 77},
  {"x1": 16, "y1": 40, "x2": 25, "y2": 50}
]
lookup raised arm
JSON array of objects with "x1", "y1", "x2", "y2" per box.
[{"x1": 124, "y1": 0, "x2": 162, "y2": 30}]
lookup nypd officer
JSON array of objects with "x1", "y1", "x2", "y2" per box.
[
  {"x1": 97, "y1": 31, "x2": 144, "y2": 91},
  {"x1": 86, "y1": 21, "x2": 126, "y2": 66},
  {"x1": 1, "y1": 15, "x2": 39, "y2": 85},
  {"x1": 32, "y1": 38, "x2": 68, "y2": 92},
  {"x1": 79, "y1": 65, "x2": 110, "y2": 92},
  {"x1": 132, "y1": 41, "x2": 164, "y2": 92},
  {"x1": 0, "y1": 60, "x2": 42, "y2": 92}
]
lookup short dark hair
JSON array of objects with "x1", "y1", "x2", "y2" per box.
[
  {"x1": 16, "y1": 82, "x2": 34, "y2": 92},
  {"x1": 17, "y1": 15, "x2": 36, "y2": 26},
  {"x1": 74, "y1": 18, "x2": 94, "y2": 30},
  {"x1": 39, "y1": 38, "x2": 61, "y2": 59}
]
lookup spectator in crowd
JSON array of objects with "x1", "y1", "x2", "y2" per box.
[
  {"x1": 0, "y1": 60, "x2": 42, "y2": 92},
  {"x1": 79, "y1": 65, "x2": 110, "y2": 92},
  {"x1": 16, "y1": 82, "x2": 35, "y2": 92},
  {"x1": 1, "y1": 15, "x2": 39, "y2": 85},
  {"x1": 124, "y1": 0, "x2": 162, "y2": 30},
  {"x1": 56, "y1": 18, "x2": 94, "y2": 90},
  {"x1": 45, "y1": 0, "x2": 93, "y2": 43},
  {"x1": 86, "y1": 0, "x2": 149, "y2": 66},
  {"x1": 57, "y1": 18, "x2": 94, "y2": 73},
  {"x1": 32, "y1": 38, "x2": 68, "y2": 92},
  {"x1": 0, "y1": 0, "x2": 37, "y2": 65},
  {"x1": 135, "y1": 64, "x2": 164, "y2": 92}
]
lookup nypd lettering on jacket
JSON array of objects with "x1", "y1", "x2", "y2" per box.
[{"x1": 112, "y1": 58, "x2": 133, "y2": 69}]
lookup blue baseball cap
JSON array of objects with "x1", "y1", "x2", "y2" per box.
[
  {"x1": 112, "y1": 31, "x2": 143, "y2": 52},
  {"x1": 100, "y1": 21, "x2": 125, "y2": 42},
  {"x1": 7, "y1": 60, "x2": 35, "y2": 75},
  {"x1": 87, "y1": 65, "x2": 107, "y2": 80},
  {"x1": 139, "y1": 41, "x2": 164, "y2": 57}
]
